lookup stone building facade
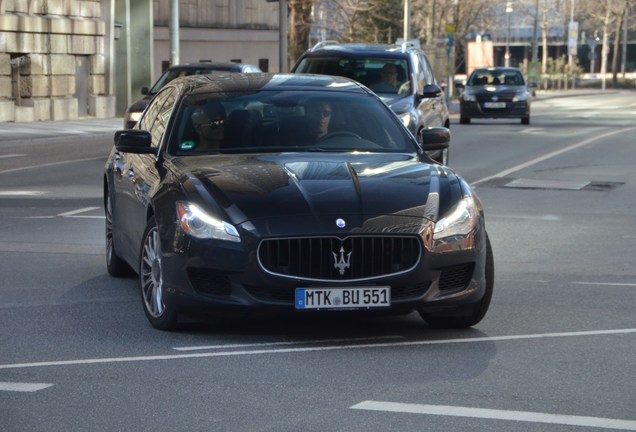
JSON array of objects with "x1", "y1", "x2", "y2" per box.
[
  {"x1": 0, "y1": 0, "x2": 280, "y2": 123},
  {"x1": 0, "y1": 0, "x2": 115, "y2": 122}
]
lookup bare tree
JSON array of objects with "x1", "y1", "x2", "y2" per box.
[{"x1": 288, "y1": 0, "x2": 313, "y2": 67}]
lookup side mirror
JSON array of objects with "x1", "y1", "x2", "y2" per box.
[
  {"x1": 141, "y1": 86, "x2": 150, "y2": 95},
  {"x1": 114, "y1": 130, "x2": 156, "y2": 154},
  {"x1": 419, "y1": 127, "x2": 450, "y2": 152},
  {"x1": 421, "y1": 83, "x2": 443, "y2": 99}
]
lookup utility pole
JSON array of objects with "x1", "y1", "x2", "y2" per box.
[
  {"x1": 505, "y1": 1, "x2": 512, "y2": 67},
  {"x1": 403, "y1": 0, "x2": 411, "y2": 41},
  {"x1": 279, "y1": 0, "x2": 288, "y2": 72},
  {"x1": 169, "y1": 0, "x2": 179, "y2": 66}
]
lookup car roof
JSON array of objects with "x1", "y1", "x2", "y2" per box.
[
  {"x1": 300, "y1": 42, "x2": 421, "y2": 59},
  {"x1": 173, "y1": 73, "x2": 371, "y2": 95},
  {"x1": 165, "y1": 62, "x2": 260, "y2": 72}
]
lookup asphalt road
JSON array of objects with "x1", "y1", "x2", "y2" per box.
[{"x1": 0, "y1": 92, "x2": 635, "y2": 431}]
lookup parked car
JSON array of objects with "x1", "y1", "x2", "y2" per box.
[
  {"x1": 458, "y1": 67, "x2": 531, "y2": 125},
  {"x1": 291, "y1": 42, "x2": 450, "y2": 165},
  {"x1": 123, "y1": 62, "x2": 262, "y2": 128},
  {"x1": 104, "y1": 73, "x2": 493, "y2": 331}
]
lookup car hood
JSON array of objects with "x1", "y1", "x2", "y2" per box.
[
  {"x1": 127, "y1": 95, "x2": 152, "y2": 113},
  {"x1": 377, "y1": 94, "x2": 413, "y2": 112},
  {"x1": 172, "y1": 153, "x2": 458, "y2": 228}
]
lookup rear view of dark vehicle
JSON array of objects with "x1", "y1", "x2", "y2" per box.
[{"x1": 459, "y1": 67, "x2": 531, "y2": 125}]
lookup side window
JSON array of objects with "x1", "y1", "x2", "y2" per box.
[
  {"x1": 419, "y1": 54, "x2": 435, "y2": 85},
  {"x1": 139, "y1": 87, "x2": 176, "y2": 148},
  {"x1": 413, "y1": 54, "x2": 427, "y2": 94}
]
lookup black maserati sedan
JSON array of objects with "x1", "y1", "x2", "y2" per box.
[
  {"x1": 104, "y1": 73, "x2": 493, "y2": 331},
  {"x1": 459, "y1": 67, "x2": 531, "y2": 125}
]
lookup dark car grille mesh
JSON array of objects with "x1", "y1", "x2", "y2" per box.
[
  {"x1": 438, "y1": 263, "x2": 474, "y2": 291},
  {"x1": 187, "y1": 268, "x2": 232, "y2": 296},
  {"x1": 475, "y1": 93, "x2": 515, "y2": 103},
  {"x1": 258, "y1": 236, "x2": 421, "y2": 281}
]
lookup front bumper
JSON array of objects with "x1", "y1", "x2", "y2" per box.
[
  {"x1": 159, "y1": 224, "x2": 489, "y2": 317},
  {"x1": 460, "y1": 100, "x2": 529, "y2": 119}
]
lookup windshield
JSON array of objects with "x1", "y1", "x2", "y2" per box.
[
  {"x1": 169, "y1": 90, "x2": 417, "y2": 155},
  {"x1": 467, "y1": 69, "x2": 525, "y2": 86},
  {"x1": 294, "y1": 57, "x2": 411, "y2": 95}
]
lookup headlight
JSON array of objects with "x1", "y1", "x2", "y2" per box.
[
  {"x1": 462, "y1": 93, "x2": 477, "y2": 102},
  {"x1": 433, "y1": 196, "x2": 477, "y2": 239},
  {"x1": 398, "y1": 112, "x2": 411, "y2": 127},
  {"x1": 127, "y1": 111, "x2": 143, "y2": 124},
  {"x1": 513, "y1": 92, "x2": 528, "y2": 102},
  {"x1": 176, "y1": 202, "x2": 240, "y2": 242}
]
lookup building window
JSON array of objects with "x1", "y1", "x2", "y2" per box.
[
  {"x1": 259, "y1": 59, "x2": 269, "y2": 72},
  {"x1": 161, "y1": 61, "x2": 170, "y2": 72},
  {"x1": 230, "y1": 59, "x2": 242, "y2": 64}
]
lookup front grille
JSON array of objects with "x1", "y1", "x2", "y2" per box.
[
  {"x1": 258, "y1": 236, "x2": 421, "y2": 281},
  {"x1": 187, "y1": 267, "x2": 232, "y2": 296},
  {"x1": 438, "y1": 263, "x2": 474, "y2": 291}
]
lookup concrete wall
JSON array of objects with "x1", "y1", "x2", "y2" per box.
[{"x1": 0, "y1": 0, "x2": 116, "y2": 122}]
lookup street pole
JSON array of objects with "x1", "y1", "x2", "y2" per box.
[
  {"x1": 506, "y1": 2, "x2": 512, "y2": 67},
  {"x1": 403, "y1": 0, "x2": 411, "y2": 41},
  {"x1": 568, "y1": 0, "x2": 575, "y2": 89},
  {"x1": 279, "y1": 0, "x2": 288, "y2": 72},
  {"x1": 169, "y1": 0, "x2": 179, "y2": 66}
]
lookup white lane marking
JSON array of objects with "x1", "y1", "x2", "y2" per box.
[
  {"x1": 490, "y1": 214, "x2": 561, "y2": 221},
  {"x1": 57, "y1": 207, "x2": 100, "y2": 217},
  {"x1": 0, "y1": 154, "x2": 27, "y2": 159},
  {"x1": 0, "y1": 156, "x2": 104, "y2": 175},
  {"x1": 0, "y1": 190, "x2": 46, "y2": 196},
  {"x1": 350, "y1": 401, "x2": 636, "y2": 431},
  {"x1": 573, "y1": 282, "x2": 636, "y2": 287},
  {"x1": 174, "y1": 335, "x2": 405, "y2": 351},
  {"x1": 519, "y1": 128, "x2": 544, "y2": 134},
  {"x1": 0, "y1": 382, "x2": 53, "y2": 392},
  {"x1": 0, "y1": 328, "x2": 634, "y2": 370},
  {"x1": 471, "y1": 126, "x2": 636, "y2": 186}
]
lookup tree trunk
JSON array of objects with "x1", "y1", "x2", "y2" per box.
[
  {"x1": 288, "y1": 0, "x2": 313, "y2": 68},
  {"x1": 611, "y1": 2, "x2": 627, "y2": 88},
  {"x1": 599, "y1": 6, "x2": 611, "y2": 90}
]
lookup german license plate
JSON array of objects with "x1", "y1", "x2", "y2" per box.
[
  {"x1": 295, "y1": 287, "x2": 391, "y2": 310},
  {"x1": 483, "y1": 102, "x2": 506, "y2": 108}
]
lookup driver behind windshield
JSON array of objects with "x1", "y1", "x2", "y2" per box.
[{"x1": 304, "y1": 100, "x2": 333, "y2": 142}]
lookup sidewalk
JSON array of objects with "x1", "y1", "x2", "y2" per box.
[{"x1": 0, "y1": 117, "x2": 123, "y2": 143}]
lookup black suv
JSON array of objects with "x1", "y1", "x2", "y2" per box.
[{"x1": 291, "y1": 42, "x2": 450, "y2": 165}]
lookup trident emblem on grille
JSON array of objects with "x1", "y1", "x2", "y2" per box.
[{"x1": 332, "y1": 246, "x2": 352, "y2": 275}]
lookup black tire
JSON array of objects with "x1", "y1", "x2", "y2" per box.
[
  {"x1": 105, "y1": 193, "x2": 134, "y2": 277},
  {"x1": 420, "y1": 234, "x2": 494, "y2": 328},
  {"x1": 460, "y1": 116, "x2": 470, "y2": 124},
  {"x1": 521, "y1": 115, "x2": 530, "y2": 125},
  {"x1": 139, "y1": 217, "x2": 179, "y2": 330}
]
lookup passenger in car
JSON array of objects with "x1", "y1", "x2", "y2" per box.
[{"x1": 191, "y1": 103, "x2": 226, "y2": 150}]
